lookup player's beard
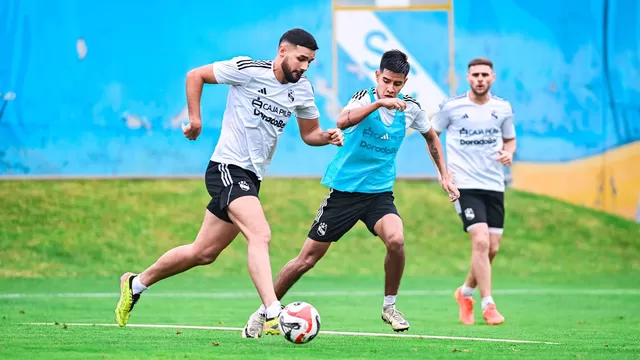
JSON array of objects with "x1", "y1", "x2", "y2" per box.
[
  {"x1": 471, "y1": 84, "x2": 490, "y2": 97},
  {"x1": 282, "y1": 59, "x2": 302, "y2": 83}
]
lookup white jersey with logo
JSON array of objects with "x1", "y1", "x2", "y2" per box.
[
  {"x1": 343, "y1": 87, "x2": 432, "y2": 134},
  {"x1": 210, "y1": 56, "x2": 320, "y2": 180},
  {"x1": 431, "y1": 92, "x2": 516, "y2": 192}
]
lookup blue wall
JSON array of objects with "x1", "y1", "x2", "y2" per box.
[{"x1": 1, "y1": 0, "x2": 638, "y2": 177}]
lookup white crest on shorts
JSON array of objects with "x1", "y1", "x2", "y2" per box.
[
  {"x1": 317, "y1": 222, "x2": 327, "y2": 236},
  {"x1": 238, "y1": 181, "x2": 250, "y2": 191},
  {"x1": 464, "y1": 208, "x2": 475, "y2": 220}
]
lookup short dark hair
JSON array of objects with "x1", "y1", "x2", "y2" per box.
[
  {"x1": 279, "y1": 28, "x2": 319, "y2": 51},
  {"x1": 468, "y1": 57, "x2": 493, "y2": 69},
  {"x1": 379, "y1": 49, "x2": 410, "y2": 76}
]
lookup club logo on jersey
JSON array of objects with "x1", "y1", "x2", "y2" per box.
[
  {"x1": 317, "y1": 222, "x2": 328, "y2": 236},
  {"x1": 464, "y1": 208, "x2": 475, "y2": 220},
  {"x1": 238, "y1": 181, "x2": 250, "y2": 191},
  {"x1": 288, "y1": 89, "x2": 295, "y2": 102}
]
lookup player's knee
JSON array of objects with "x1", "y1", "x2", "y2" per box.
[
  {"x1": 246, "y1": 229, "x2": 272, "y2": 247},
  {"x1": 297, "y1": 254, "x2": 320, "y2": 272},
  {"x1": 384, "y1": 232, "x2": 405, "y2": 253},
  {"x1": 489, "y1": 243, "x2": 500, "y2": 259},
  {"x1": 471, "y1": 234, "x2": 490, "y2": 254},
  {"x1": 188, "y1": 244, "x2": 221, "y2": 265},
  {"x1": 195, "y1": 250, "x2": 220, "y2": 265}
]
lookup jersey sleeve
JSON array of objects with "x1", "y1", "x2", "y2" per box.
[
  {"x1": 501, "y1": 104, "x2": 516, "y2": 139},
  {"x1": 403, "y1": 96, "x2": 431, "y2": 134},
  {"x1": 294, "y1": 80, "x2": 321, "y2": 120},
  {"x1": 431, "y1": 100, "x2": 451, "y2": 133},
  {"x1": 409, "y1": 108, "x2": 432, "y2": 133},
  {"x1": 211, "y1": 56, "x2": 253, "y2": 86},
  {"x1": 343, "y1": 89, "x2": 372, "y2": 111}
]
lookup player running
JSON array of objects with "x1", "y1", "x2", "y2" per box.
[
  {"x1": 431, "y1": 57, "x2": 516, "y2": 326},
  {"x1": 242, "y1": 49, "x2": 460, "y2": 338},
  {"x1": 114, "y1": 28, "x2": 344, "y2": 331}
]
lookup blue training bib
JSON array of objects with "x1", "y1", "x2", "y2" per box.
[{"x1": 321, "y1": 88, "x2": 406, "y2": 193}]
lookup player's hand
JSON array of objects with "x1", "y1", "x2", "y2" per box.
[
  {"x1": 326, "y1": 128, "x2": 344, "y2": 146},
  {"x1": 440, "y1": 175, "x2": 460, "y2": 202},
  {"x1": 497, "y1": 150, "x2": 513, "y2": 166},
  {"x1": 376, "y1": 98, "x2": 407, "y2": 112},
  {"x1": 182, "y1": 121, "x2": 202, "y2": 141}
]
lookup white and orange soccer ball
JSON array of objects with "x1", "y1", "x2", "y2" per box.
[{"x1": 278, "y1": 301, "x2": 321, "y2": 344}]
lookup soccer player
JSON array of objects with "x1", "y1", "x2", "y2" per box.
[
  {"x1": 114, "y1": 28, "x2": 344, "y2": 332},
  {"x1": 431, "y1": 57, "x2": 516, "y2": 326},
  {"x1": 242, "y1": 49, "x2": 460, "y2": 338}
]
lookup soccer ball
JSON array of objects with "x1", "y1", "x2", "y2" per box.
[{"x1": 278, "y1": 301, "x2": 321, "y2": 344}]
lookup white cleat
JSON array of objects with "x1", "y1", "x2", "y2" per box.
[
  {"x1": 241, "y1": 310, "x2": 265, "y2": 338},
  {"x1": 381, "y1": 304, "x2": 410, "y2": 332}
]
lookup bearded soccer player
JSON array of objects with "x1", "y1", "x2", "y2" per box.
[
  {"x1": 241, "y1": 49, "x2": 459, "y2": 338},
  {"x1": 431, "y1": 57, "x2": 516, "y2": 325},
  {"x1": 114, "y1": 28, "x2": 344, "y2": 332}
]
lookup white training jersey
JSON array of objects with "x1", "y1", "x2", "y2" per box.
[
  {"x1": 210, "y1": 56, "x2": 320, "y2": 180},
  {"x1": 431, "y1": 92, "x2": 516, "y2": 192},
  {"x1": 343, "y1": 87, "x2": 432, "y2": 134}
]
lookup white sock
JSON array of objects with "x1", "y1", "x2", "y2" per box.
[
  {"x1": 265, "y1": 301, "x2": 281, "y2": 319},
  {"x1": 481, "y1": 296, "x2": 494, "y2": 310},
  {"x1": 383, "y1": 295, "x2": 397, "y2": 307},
  {"x1": 257, "y1": 304, "x2": 266, "y2": 316},
  {"x1": 461, "y1": 284, "x2": 475, "y2": 298},
  {"x1": 131, "y1": 276, "x2": 148, "y2": 295}
]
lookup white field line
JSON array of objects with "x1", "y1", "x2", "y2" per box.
[
  {"x1": 24, "y1": 322, "x2": 561, "y2": 345},
  {"x1": 2, "y1": 288, "x2": 639, "y2": 299}
]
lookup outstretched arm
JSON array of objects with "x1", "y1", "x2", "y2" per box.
[
  {"x1": 184, "y1": 65, "x2": 219, "y2": 140},
  {"x1": 297, "y1": 118, "x2": 344, "y2": 146},
  {"x1": 183, "y1": 58, "x2": 252, "y2": 140},
  {"x1": 422, "y1": 128, "x2": 460, "y2": 201}
]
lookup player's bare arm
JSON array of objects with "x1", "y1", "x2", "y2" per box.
[
  {"x1": 336, "y1": 98, "x2": 406, "y2": 130},
  {"x1": 297, "y1": 118, "x2": 344, "y2": 146},
  {"x1": 497, "y1": 137, "x2": 516, "y2": 166},
  {"x1": 182, "y1": 64, "x2": 221, "y2": 140},
  {"x1": 422, "y1": 128, "x2": 460, "y2": 201}
]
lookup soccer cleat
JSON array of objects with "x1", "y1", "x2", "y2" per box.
[
  {"x1": 114, "y1": 272, "x2": 141, "y2": 327},
  {"x1": 241, "y1": 311, "x2": 265, "y2": 338},
  {"x1": 454, "y1": 287, "x2": 475, "y2": 325},
  {"x1": 483, "y1": 303, "x2": 505, "y2": 325},
  {"x1": 263, "y1": 316, "x2": 281, "y2": 336},
  {"x1": 381, "y1": 305, "x2": 410, "y2": 332}
]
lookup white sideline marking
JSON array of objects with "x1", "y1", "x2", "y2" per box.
[
  {"x1": 25, "y1": 322, "x2": 561, "y2": 345},
  {"x1": 2, "y1": 288, "x2": 639, "y2": 299}
]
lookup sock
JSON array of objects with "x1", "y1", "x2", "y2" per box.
[
  {"x1": 461, "y1": 284, "x2": 475, "y2": 298},
  {"x1": 131, "y1": 276, "x2": 148, "y2": 295},
  {"x1": 265, "y1": 301, "x2": 282, "y2": 319},
  {"x1": 383, "y1": 295, "x2": 397, "y2": 308},
  {"x1": 257, "y1": 304, "x2": 266, "y2": 316},
  {"x1": 481, "y1": 296, "x2": 494, "y2": 310}
]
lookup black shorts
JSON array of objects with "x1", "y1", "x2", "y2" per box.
[
  {"x1": 204, "y1": 161, "x2": 261, "y2": 223},
  {"x1": 454, "y1": 189, "x2": 505, "y2": 234},
  {"x1": 308, "y1": 189, "x2": 400, "y2": 242}
]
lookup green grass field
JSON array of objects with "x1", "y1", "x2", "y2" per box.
[{"x1": 1, "y1": 179, "x2": 639, "y2": 359}]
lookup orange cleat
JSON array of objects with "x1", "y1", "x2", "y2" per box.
[
  {"x1": 483, "y1": 303, "x2": 505, "y2": 325},
  {"x1": 454, "y1": 287, "x2": 475, "y2": 325}
]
